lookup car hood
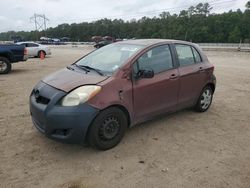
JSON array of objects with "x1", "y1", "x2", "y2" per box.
[{"x1": 42, "y1": 68, "x2": 109, "y2": 92}]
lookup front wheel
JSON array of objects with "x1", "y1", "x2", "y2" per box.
[
  {"x1": 195, "y1": 86, "x2": 213, "y2": 112},
  {"x1": 0, "y1": 57, "x2": 12, "y2": 74},
  {"x1": 87, "y1": 107, "x2": 127, "y2": 150}
]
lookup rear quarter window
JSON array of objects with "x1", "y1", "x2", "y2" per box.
[{"x1": 192, "y1": 47, "x2": 202, "y2": 63}]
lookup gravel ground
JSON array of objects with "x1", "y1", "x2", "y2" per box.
[{"x1": 0, "y1": 47, "x2": 250, "y2": 188}]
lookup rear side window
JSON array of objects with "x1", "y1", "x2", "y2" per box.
[
  {"x1": 28, "y1": 43, "x2": 39, "y2": 47},
  {"x1": 20, "y1": 43, "x2": 28, "y2": 47},
  {"x1": 175, "y1": 44, "x2": 195, "y2": 66},
  {"x1": 135, "y1": 45, "x2": 173, "y2": 74}
]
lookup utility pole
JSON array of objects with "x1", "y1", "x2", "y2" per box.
[{"x1": 30, "y1": 14, "x2": 49, "y2": 41}]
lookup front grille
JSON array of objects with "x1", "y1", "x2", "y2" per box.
[
  {"x1": 32, "y1": 89, "x2": 50, "y2": 105},
  {"x1": 36, "y1": 95, "x2": 50, "y2": 105}
]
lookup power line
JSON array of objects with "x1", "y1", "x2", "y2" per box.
[
  {"x1": 30, "y1": 14, "x2": 49, "y2": 39},
  {"x1": 49, "y1": 0, "x2": 237, "y2": 24}
]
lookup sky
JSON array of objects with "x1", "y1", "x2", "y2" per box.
[{"x1": 0, "y1": 0, "x2": 247, "y2": 32}]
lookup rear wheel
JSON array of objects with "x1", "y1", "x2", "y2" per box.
[
  {"x1": 87, "y1": 107, "x2": 127, "y2": 150},
  {"x1": 195, "y1": 86, "x2": 213, "y2": 112},
  {"x1": 0, "y1": 57, "x2": 11, "y2": 74}
]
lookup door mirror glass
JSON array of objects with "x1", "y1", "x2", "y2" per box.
[{"x1": 135, "y1": 69, "x2": 154, "y2": 79}]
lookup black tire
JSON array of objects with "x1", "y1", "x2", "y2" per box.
[
  {"x1": 195, "y1": 86, "x2": 213, "y2": 112},
  {"x1": 38, "y1": 51, "x2": 46, "y2": 58},
  {"x1": 87, "y1": 107, "x2": 127, "y2": 150},
  {"x1": 0, "y1": 57, "x2": 12, "y2": 74}
]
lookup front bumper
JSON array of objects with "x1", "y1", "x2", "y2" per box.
[{"x1": 29, "y1": 81, "x2": 99, "y2": 144}]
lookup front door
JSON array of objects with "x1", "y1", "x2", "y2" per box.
[{"x1": 132, "y1": 44, "x2": 179, "y2": 123}]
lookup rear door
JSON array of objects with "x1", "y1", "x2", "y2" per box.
[
  {"x1": 174, "y1": 44, "x2": 207, "y2": 108},
  {"x1": 132, "y1": 44, "x2": 179, "y2": 122}
]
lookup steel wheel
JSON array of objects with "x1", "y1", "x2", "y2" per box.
[
  {"x1": 0, "y1": 57, "x2": 11, "y2": 74},
  {"x1": 87, "y1": 107, "x2": 127, "y2": 150},
  {"x1": 0, "y1": 60, "x2": 7, "y2": 72},
  {"x1": 99, "y1": 116, "x2": 120, "y2": 141}
]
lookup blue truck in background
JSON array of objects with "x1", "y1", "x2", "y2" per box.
[{"x1": 0, "y1": 44, "x2": 28, "y2": 74}]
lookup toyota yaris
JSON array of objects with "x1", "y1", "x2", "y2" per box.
[{"x1": 30, "y1": 39, "x2": 216, "y2": 150}]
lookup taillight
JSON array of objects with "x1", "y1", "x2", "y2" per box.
[{"x1": 24, "y1": 48, "x2": 27, "y2": 55}]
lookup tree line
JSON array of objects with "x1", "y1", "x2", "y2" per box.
[{"x1": 0, "y1": 2, "x2": 250, "y2": 43}]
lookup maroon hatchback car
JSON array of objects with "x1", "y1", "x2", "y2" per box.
[{"x1": 30, "y1": 39, "x2": 216, "y2": 150}]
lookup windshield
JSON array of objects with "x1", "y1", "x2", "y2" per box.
[{"x1": 75, "y1": 43, "x2": 143, "y2": 74}]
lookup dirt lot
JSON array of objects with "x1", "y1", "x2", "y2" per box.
[{"x1": 0, "y1": 47, "x2": 250, "y2": 188}]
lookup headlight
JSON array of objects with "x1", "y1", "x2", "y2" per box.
[{"x1": 61, "y1": 85, "x2": 101, "y2": 106}]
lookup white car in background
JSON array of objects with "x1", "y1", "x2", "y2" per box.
[{"x1": 16, "y1": 42, "x2": 51, "y2": 58}]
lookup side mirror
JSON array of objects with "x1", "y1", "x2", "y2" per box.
[{"x1": 136, "y1": 69, "x2": 154, "y2": 79}]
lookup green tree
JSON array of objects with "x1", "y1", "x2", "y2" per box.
[
  {"x1": 246, "y1": 1, "x2": 250, "y2": 9},
  {"x1": 0, "y1": 2, "x2": 247, "y2": 43},
  {"x1": 229, "y1": 27, "x2": 241, "y2": 42}
]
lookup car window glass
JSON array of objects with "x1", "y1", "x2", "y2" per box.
[
  {"x1": 175, "y1": 44, "x2": 195, "y2": 66},
  {"x1": 20, "y1": 43, "x2": 28, "y2": 47},
  {"x1": 76, "y1": 44, "x2": 143, "y2": 74},
  {"x1": 192, "y1": 47, "x2": 202, "y2": 63},
  {"x1": 135, "y1": 45, "x2": 173, "y2": 74},
  {"x1": 28, "y1": 43, "x2": 38, "y2": 47}
]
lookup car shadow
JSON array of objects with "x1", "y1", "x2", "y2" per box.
[
  {"x1": 27, "y1": 56, "x2": 52, "y2": 59},
  {"x1": 9, "y1": 69, "x2": 30, "y2": 75},
  {"x1": 36, "y1": 108, "x2": 196, "y2": 155},
  {"x1": 130, "y1": 109, "x2": 192, "y2": 129}
]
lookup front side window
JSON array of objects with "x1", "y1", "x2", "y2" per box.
[
  {"x1": 134, "y1": 45, "x2": 173, "y2": 75},
  {"x1": 175, "y1": 44, "x2": 195, "y2": 66},
  {"x1": 76, "y1": 43, "x2": 143, "y2": 74}
]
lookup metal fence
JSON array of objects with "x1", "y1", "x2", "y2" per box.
[
  {"x1": 198, "y1": 43, "x2": 250, "y2": 48},
  {"x1": 198, "y1": 43, "x2": 250, "y2": 52}
]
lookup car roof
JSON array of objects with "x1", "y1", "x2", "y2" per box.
[
  {"x1": 17, "y1": 41, "x2": 39, "y2": 44},
  {"x1": 117, "y1": 39, "x2": 193, "y2": 47}
]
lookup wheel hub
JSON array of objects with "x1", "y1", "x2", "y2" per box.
[
  {"x1": 200, "y1": 89, "x2": 212, "y2": 109},
  {"x1": 0, "y1": 61, "x2": 7, "y2": 71},
  {"x1": 99, "y1": 116, "x2": 120, "y2": 140}
]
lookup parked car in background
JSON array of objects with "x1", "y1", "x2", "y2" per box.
[
  {"x1": 94, "y1": 40, "x2": 113, "y2": 48},
  {"x1": 16, "y1": 42, "x2": 51, "y2": 58},
  {"x1": 30, "y1": 39, "x2": 216, "y2": 150},
  {"x1": 0, "y1": 44, "x2": 28, "y2": 74}
]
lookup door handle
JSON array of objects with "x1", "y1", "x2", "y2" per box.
[{"x1": 170, "y1": 74, "x2": 178, "y2": 80}]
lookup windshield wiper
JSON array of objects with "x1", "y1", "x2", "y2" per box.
[
  {"x1": 74, "y1": 64, "x2": 90, "y2": 73},
  {"x1": 77, "y1": 65, "x2": 104, "y2": 76},
  {"x1": 67, "y1": 65, "x2": 75, "y2": 71}
]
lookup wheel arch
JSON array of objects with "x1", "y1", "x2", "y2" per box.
[
  {"x1": 85, "y1": 104, "x2": 131, "y2": 144},
  {"x1": 205, "y1": 82, "x2": 215, "y2": 93},
  {"x1": 106, "y1": 104, "x2": 131, "y2": 127},
  {"x1": 0, "y1": 53, "x2": 11, "y2": 61}
]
